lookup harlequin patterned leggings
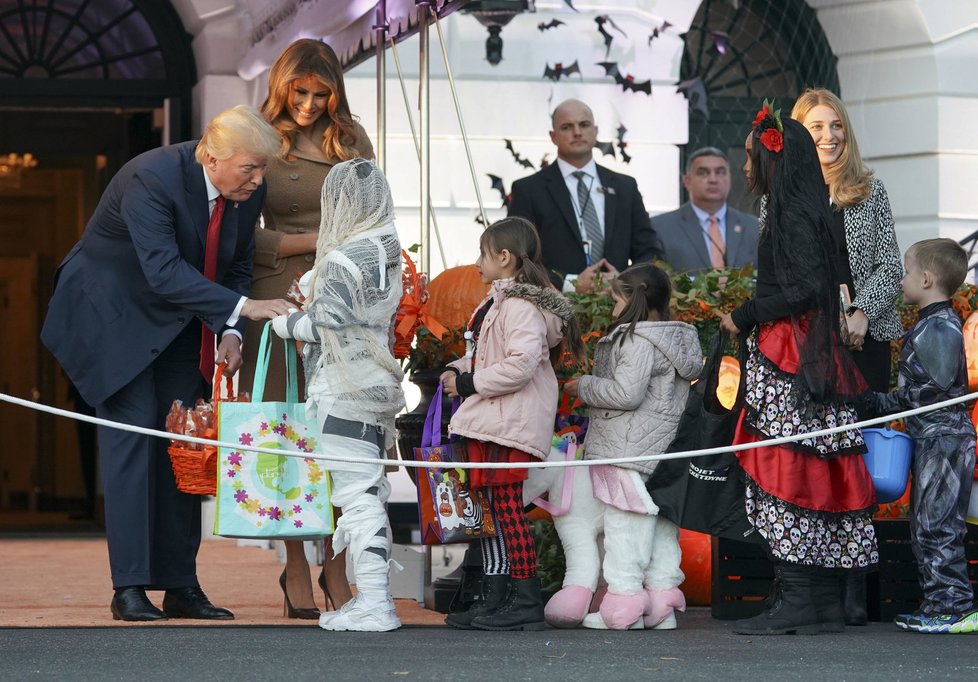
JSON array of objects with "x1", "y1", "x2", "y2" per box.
[{"x1": 480, "y1": 483, "x2": 537, "y2": 580}]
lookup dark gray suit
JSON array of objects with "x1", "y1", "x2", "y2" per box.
[
  {"x1": 508, "y1": 162, "x2": 664, "y2": 287},
  {"x1": 652, "y1": 202, "x2": 760, "y2": 273},
  {"x1": 41, "y1": 141, "x2": 262, "y2": 589}
]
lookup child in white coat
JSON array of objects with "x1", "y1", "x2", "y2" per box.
[{"x1": 565, "y1": 263, "x2": 703, "y2": 630}]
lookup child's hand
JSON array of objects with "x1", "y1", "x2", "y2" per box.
[
  {"x1": 440, "y1": 371, "x2": 459, "y2": 398},
  {"x1": 719, "y1": 312, "x2": 740, "y2": 337},
  {"x1": 564, "y1": 376, "x2": 581, "y2": 397}
]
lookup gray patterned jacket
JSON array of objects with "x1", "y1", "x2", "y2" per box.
[{"x1": 760, "y1": 177, "x2": 904, "y2": 341}]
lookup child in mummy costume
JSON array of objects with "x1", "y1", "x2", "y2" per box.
[{"x1": 271, "y1": 158, "x2": 405, "y2": 632}]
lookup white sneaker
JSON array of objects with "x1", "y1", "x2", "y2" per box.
[
  {"x1": 646, "y1": 611, "x2": 677, "y2": 630},
  {"x1": 582, "y1": 611, "x2": 644, "y2": 630},
  {"x1": 318, "y1": 595, "x2": 400, "y2": 632}
]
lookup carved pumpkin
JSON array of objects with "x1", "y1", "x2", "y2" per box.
[
  {"x1": 678, "y1": 529, "x2": 712, "y2": 606},
  {"x1": 964, "y1": 311, "x2": 978, "y2": 390},
  {"x1": 716, "y1": 356, "x2": 741, "y2": 410},
  {"x1": 426, "y1": 264, "x2": 490, "y2": 333}
]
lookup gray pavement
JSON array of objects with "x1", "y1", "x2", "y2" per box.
[{"x1": 3, "y1": 609, "x2": 977, "y2": 681}]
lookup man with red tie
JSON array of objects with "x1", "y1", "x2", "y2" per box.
[{"x1": 41, "y1": 106, "x2": 294, "y2": 621}]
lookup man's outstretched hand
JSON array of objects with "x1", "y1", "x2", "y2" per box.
[{"x1": 241, "y1": 298, "x2": 294, "y2": 321}]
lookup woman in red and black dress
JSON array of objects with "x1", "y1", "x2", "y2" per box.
[{"x1": 720, "y1": 107, "x2": 878, "y2": 635}]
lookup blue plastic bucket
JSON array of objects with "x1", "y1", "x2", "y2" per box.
[{"x1": 861, "y1": 428, "x2": 913, "y2": 503}]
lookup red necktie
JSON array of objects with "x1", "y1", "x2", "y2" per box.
[{"x1": 199, "y1": 195, "x2": 226, "y2": 381}]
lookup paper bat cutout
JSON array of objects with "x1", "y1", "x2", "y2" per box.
[
  {"x1": 543, "y1": 60, "x2": 582, "y2": 81},
  {"x1": 540, "y1": 153, "x2": 551, "y2": 169},
  {"x1": 648, "y1": 20, "x2": 673, "y2": 45},
  {"x1": 538, "y1": 19, "x2": 565, "y2": 32},
  {"x1": 597, "y1": 62, "x2": 652, "y2": 95},
  {"x1": 677, "y1": 77, "x2": 709, "y2": 118},
  {"x1": 615, "y1": 124, "x2": 631, "y2": 164},
  {"x1": 487, "y1": 174, "x2": 510, "y2": 208},
  {"x1": 563, "y1": 0, "x2": 580, "y2": 12},
  {"x1": 594, "y1": 140, "x2": 616, "y2": 158},
  {"x1": 503, "y1": 139, "x2": 535, "y2": 170},
  {"x1": 595, "y1": 15, "x2": 627, "y2": 58},
  {"x1": 709, "y1": 31, "x2": 731, "y2": 56},
  {"x1": 475, "y1": 214, "x2": 488, "y2": 227}
]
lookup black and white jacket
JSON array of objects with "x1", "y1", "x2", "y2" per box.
[{"x1": 759, "y1": 177, "x2": 904, "y2": 342}]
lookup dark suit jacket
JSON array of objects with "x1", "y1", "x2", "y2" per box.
[
  {"x1": 41, "y1": 141, "x2": 262, "y2": 406},
  {"x1": 652, "y1": 202, "x2": 760, "y2": 273},
  {"x1": 508, "y1": 162, "x2": 664, "y2": 286}
]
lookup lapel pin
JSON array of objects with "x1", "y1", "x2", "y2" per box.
[
  {"x1": 597, "y1": 186, "x2": 615, "y2": 196},
  {"x1": 734, "y1": 224, "x2": 741, "y2": 233}
]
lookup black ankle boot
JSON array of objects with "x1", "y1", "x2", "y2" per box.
[
  {"x1": 445, "y1": 574, "x2": 510, "y2": 630},
  {"x1": 842, "y1": 573, "x2": 868, "y2": 625},
  {"x1": 733, "y1": 565, "x2": 821, "y2": 635},
  {"x1": 470, "y1": 576, "x2": 546, "y2": 631},
  {"x1": 811, "y1": 572, "x2": 845, "y2": 633}
]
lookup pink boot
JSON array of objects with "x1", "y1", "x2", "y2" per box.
[
  {"x1": 644, "y1": 587, "x2": 686, "y2": 630},
  {"x1": 544, "y1": 585, "x2": 593, "y2": 628},
  {"x1": 596, "y1": 591, "x2": 647, "y2": 630}
]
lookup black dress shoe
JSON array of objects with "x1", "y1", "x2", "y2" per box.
[
  {"x1": 163, "y1": 586, "x2": 234, "y2": 620},
  {"x1": 111, "y1": 587, "x2": 167, "y2": 621}
]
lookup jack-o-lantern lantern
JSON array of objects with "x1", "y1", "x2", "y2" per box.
[
  {"x1": 678, "y1": 529, "x2": 712, "y2": 606},
  {"x1": 716, "y1": 356, "x2": 741, "y2": 410},
  {"x1": 426, "y1": 264, "x2": 491, "y2": 333},
  {"x1": 963, "y1": 311, "x2": 978, "y2": 390}
]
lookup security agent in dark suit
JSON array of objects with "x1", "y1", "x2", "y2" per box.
[
  {"x1": 41, "y1": 106, "x2": 295, "y2": 621},
  {"x1": 652, "y1": 147, "x2": 760, "y2": 273},
  {"x1": 508, "y1": 99, "x2": 664, "y2": 292}
]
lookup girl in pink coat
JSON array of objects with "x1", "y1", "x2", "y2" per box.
[{"x1": 441, "y1": 217, "x2": 583, "y2": 631}]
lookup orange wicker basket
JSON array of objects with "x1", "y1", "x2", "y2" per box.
[{"x1": 167, "y1": 363, "x2": 234, "y2": 496}]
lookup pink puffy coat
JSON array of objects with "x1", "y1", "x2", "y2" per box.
[{"x1": 447, "y1": 279, "x2": 572, "y2": 460}]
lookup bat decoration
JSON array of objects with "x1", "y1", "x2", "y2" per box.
[
  {"x1": 538, "y1": 19, "x2": 565, "y2": 32},
  {"x1": 615, "y1": 124, "x2": 631, "y2": 164},
  {"x1": 487, "y1": 174, "x2": 511, "y2": 208},
  {"x1": 543, "y1": 60, "x2": 582, "y2": 81},
  {"x1": 540, "y1": 153, "x2": 551, "y2": 169},
  {"x1": 708, "y1": 31, "x2": 731, "y2": 56},
  {"x1": 677, "y1": 77, "x2": 709, "y2": 118},
  {"x1": 595, "y1": 15, "x2": 627, "y2": 58},
  {"x1": 648, "y1": 20, "x2": 673, "y2": 45},
  {"x1": 563, "y1": 0, "x2": 580, "y2": 12},
  {"x1": 475, "y1": 214, "x2": 488, "y2": 227},
  {"x1": 503, "y1": 139, "x2": 535, "y2": 170},
  {"x1": 597, "y1": 62, "x2": 652, "y2": 95},
  {"x1": 594, "y1": 140, "x2": 616, "y2": 158}
]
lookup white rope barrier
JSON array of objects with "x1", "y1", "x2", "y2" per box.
[{"x1": 1, "y1": 390, "x2": 975, "y2": 470}]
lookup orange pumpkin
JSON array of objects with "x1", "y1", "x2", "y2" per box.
[
  {"x1": 716, "y1": 356, "x2": 741, "y2": 410},
  {"x1": 964, "y1": 311, "x2": 978, "y2": 390},
  {"x1": 426, "y1": 264, "x2": 490, "y2": 333},
  {"x1": 678, "y1": 529, "x2": 712, "y2": 606}
]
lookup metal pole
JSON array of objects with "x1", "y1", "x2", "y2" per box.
[
  {"x1": 375, "y1": 2, "x2": 388, "y2": 172},
  {"x1": 418, "y1": 1, "x2": 431, "y2": 275},
  {"x1": 390, "y1": 36, "x2": 447, "y2": 269},
  {"x1": 432, "y1": 8, "x2": 487, "y2": 227}
]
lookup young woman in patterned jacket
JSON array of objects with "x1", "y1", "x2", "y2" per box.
[{"x1": 792, "y1": 88, "x2": 905, "y2": 626}]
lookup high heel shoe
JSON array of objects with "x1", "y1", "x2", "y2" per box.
[
  {"x1": 319, "y1": 568, "x2": 353, "y2": 611},
  {"x1": 280, "y1": 570, "x2": 320, "y2": 620}
]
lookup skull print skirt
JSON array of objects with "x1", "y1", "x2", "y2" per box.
[{"x1": 733, "y1": 321, "x2": 880, "y2": 570}]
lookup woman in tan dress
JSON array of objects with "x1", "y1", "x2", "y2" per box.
[{"x1": 239, "y1": 38, "x2": 374, "y2": 619}]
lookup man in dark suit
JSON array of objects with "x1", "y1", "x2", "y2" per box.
[
  {"x1": 508, "y1": 98, "x2": 664, "y2": 292},
  {"x1": 652, "y1": 147, "x2": 760, "y2": 273},
  {"x1": 41, "y1": 106, "x2": 294, "y2": 621}
]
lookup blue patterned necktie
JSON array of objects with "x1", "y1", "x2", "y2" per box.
[{"x1": 572, "y1": 170, "x2": 603, "y2": 262}]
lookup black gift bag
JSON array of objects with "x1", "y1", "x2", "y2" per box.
[{"x1": 646, "y1": 332, "x2": 759, "y2": 543}]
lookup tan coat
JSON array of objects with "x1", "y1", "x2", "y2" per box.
[{"x1": 239, "y1": 120, "x2": 374, "y2": 401}]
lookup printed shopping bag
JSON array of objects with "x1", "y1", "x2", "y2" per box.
[
  {"x1": 214, "y1": 323, "x2": 333, "y2": 539},
  {"x1": 414, "y1": 385, "x2": 497, "y2": 544},
  {"x1": 646, "y1": 331, "x2": 760, "y2": 544}
]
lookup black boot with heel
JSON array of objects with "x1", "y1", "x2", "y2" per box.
[
  {"x1": 733, "y1": 564, "x2": 821, "y2": 635},
  {"x1": 469, "y1": 576, "x2": 546, "y2": 631},
  {"x1": 445, "y1": 574, "x2": 511, "y2": 630}
]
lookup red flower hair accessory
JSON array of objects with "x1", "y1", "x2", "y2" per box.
[{"x1": 752, "y1": 98, "x2": 784, "y2": 153}]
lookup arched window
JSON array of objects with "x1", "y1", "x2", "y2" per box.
[
  {"x1": 680, "y1": 0, "x2": 838, "y2": 211},
  {"x1": 0, "y1": 0, "x2": 195, "y2": 139}
]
